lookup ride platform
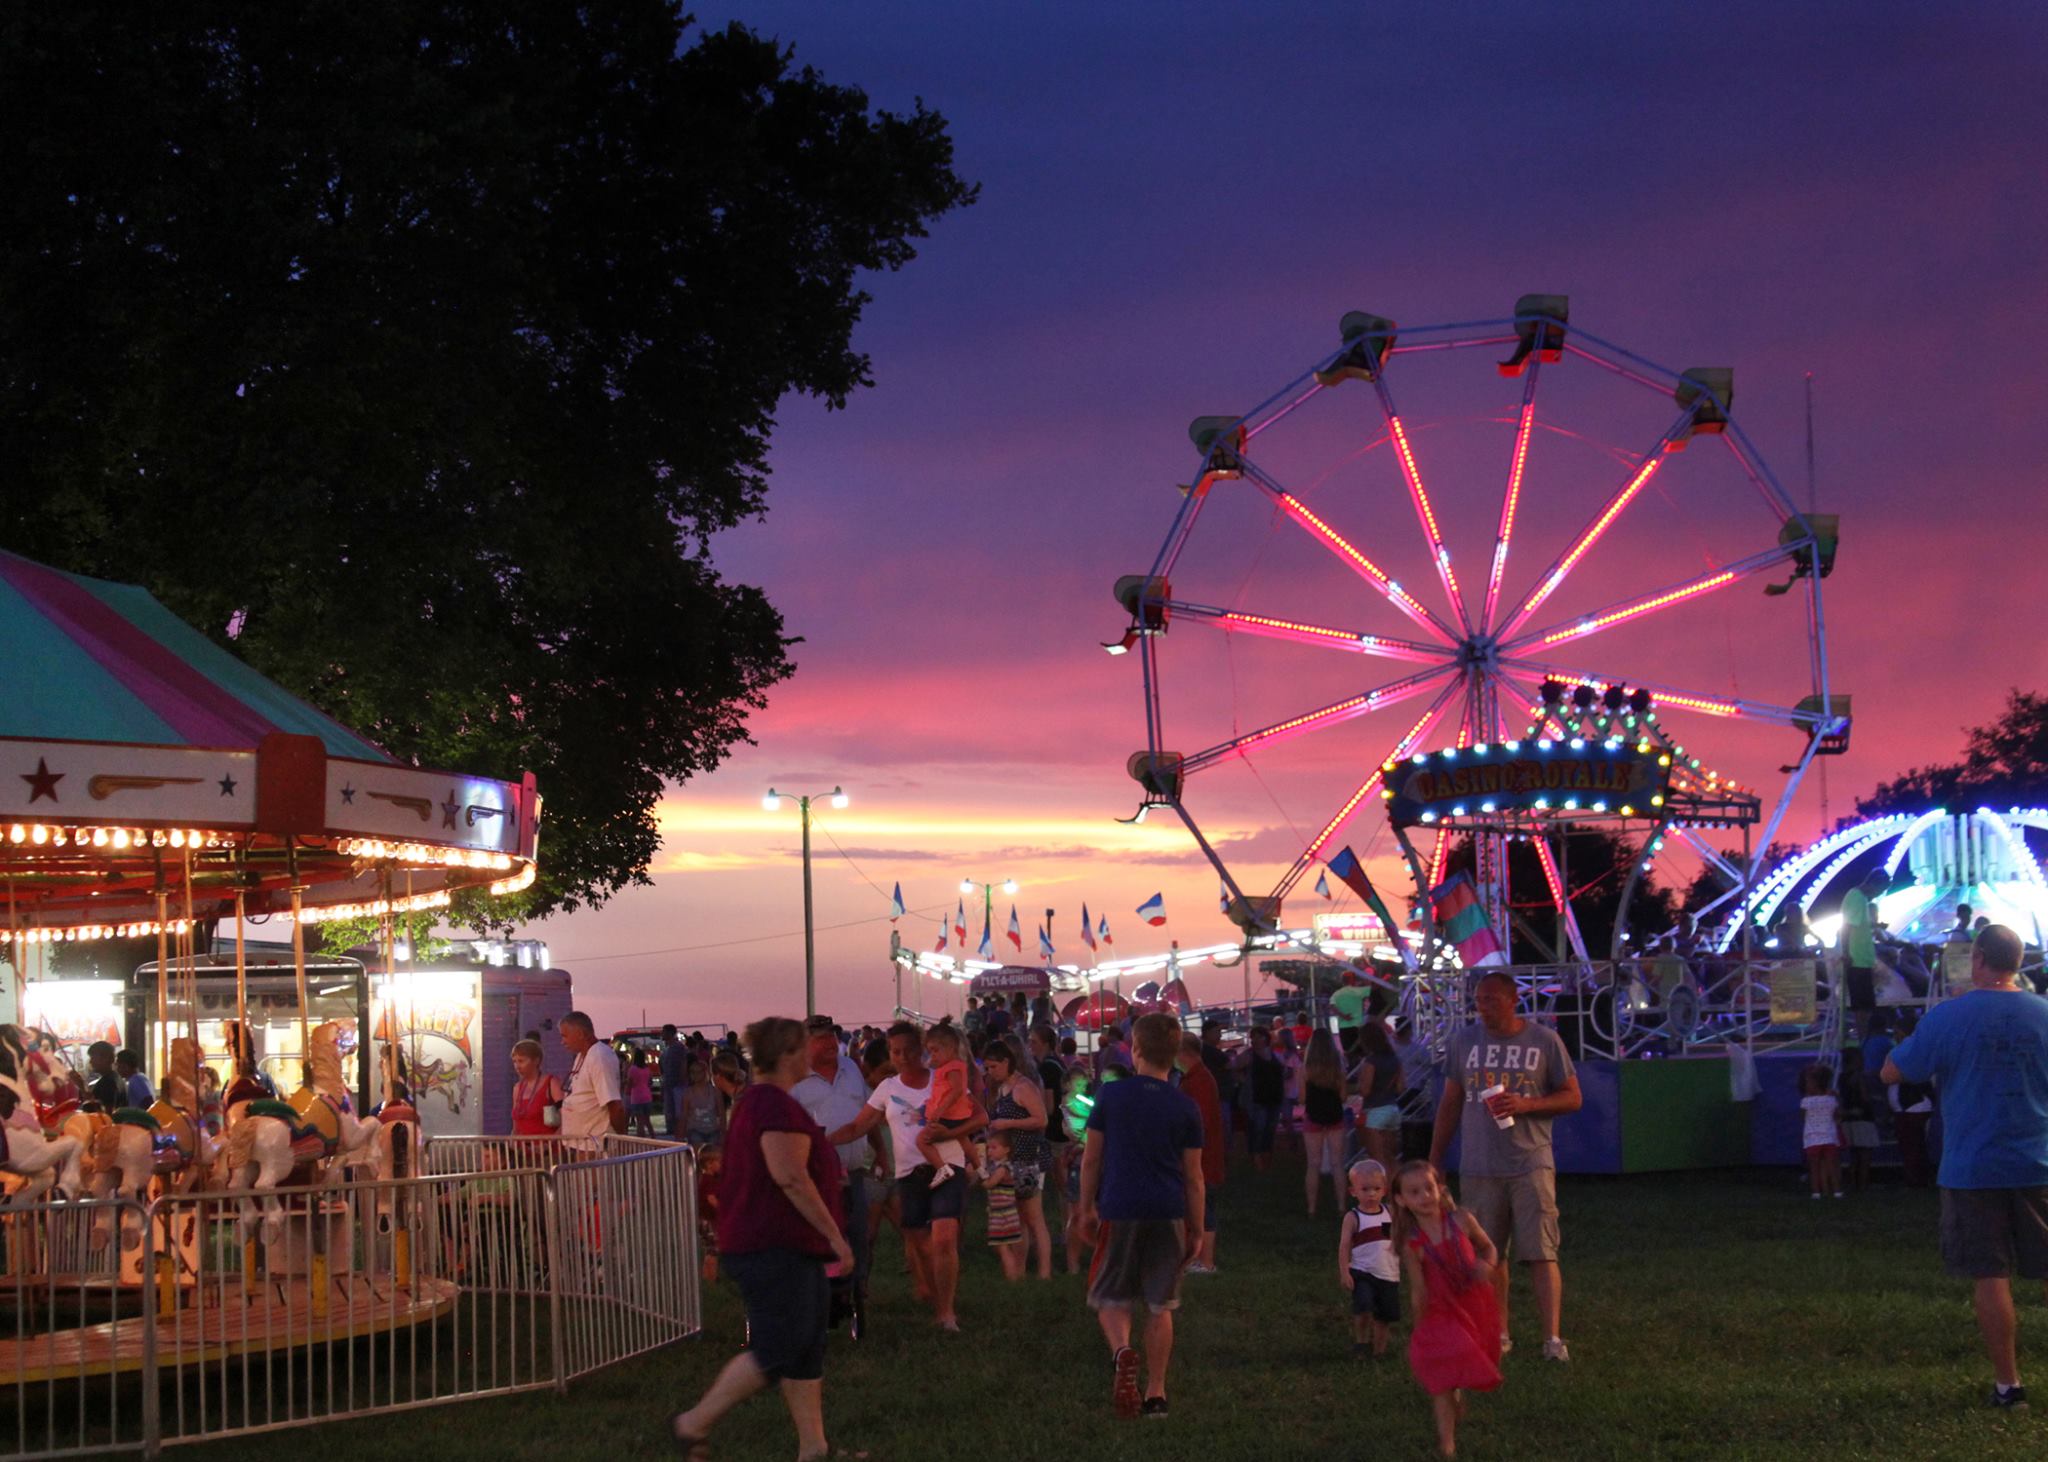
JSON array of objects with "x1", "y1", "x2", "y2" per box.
[{"x1": 0, "y1": 1272, "x2": 459, "y2": 1382}]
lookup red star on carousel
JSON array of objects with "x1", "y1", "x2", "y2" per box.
[{"x1": 20, "y1": 757, "x2": 63, "y2": 803}]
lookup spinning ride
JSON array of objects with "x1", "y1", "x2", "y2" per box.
[{"x1": 1111, "y1": 299, "x2": 1847, "y2": 958}]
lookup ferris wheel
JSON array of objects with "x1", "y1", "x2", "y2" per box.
[{"x1": 1111, "y1": 297, "x2": 1849, "y2": 958}]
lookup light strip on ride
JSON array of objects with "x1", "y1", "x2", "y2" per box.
[
  {"x1": 1181, "y1": 666, "x2": 1452, "y2": 773},
  {"x1": 1482, "y1": 386, "x2": 1539, "y2": 633},
  {"x1": 1500, "y1": 664, "x2": 1745, "y2": 720},
  {"x1": 1382, "y1": 404, "x2": 1471, "y2": 634},
  {"x1": 1521, "y1": 569, "x2": 1738, "y2": 649},
  {"x1": 1294, "y1": 687, "x2": 1459, "y2": 871},
  {"x1": 1207, "y1": 610, "x2": 1448, "y2": 664},
  {"x1": 1493, "y1": 404, "x2": 1699, "y2": 642},
  {"x1": 1497, "y1": 455, "x2": 1667, "y2": 640},
  {"x1": 1258, "y1": 482, "x2": 1457, "y2": 643}
]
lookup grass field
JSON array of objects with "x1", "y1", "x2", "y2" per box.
[{"x1": 181, "y1": 1159, "x2": 2048, "y2": 1460}]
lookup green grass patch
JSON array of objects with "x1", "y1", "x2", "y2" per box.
[{"x1": 179, "y1": 1163, "x2": 2048, "y2": 1460}]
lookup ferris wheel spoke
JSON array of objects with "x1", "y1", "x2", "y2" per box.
[
  {"x1": 1496, "y1": 656, "x2": 1817, "y2": 730},
  {"x1": 1270, "y1": 678, "x2": 1461, "y2": 899},
  {"x1": 1493, "y1": 405, "x2": 1702, "y2": 642},
  {"x1": 1163, "y1": 599, "x2": 1451, "y2": 666},
  {"x1": 1235, "y1": 454, "x2": 1461, "y2": 643},
  {"x1": 1480, "y1": 357, "x2": 1543, "y2": 634},
  {"x1": 1501, "y1": 541, "x2": 1801, "y2": 656},
  {"x1": 1180, "y1": 665, "x2": 1455, "y2": 776},
  {"x1": 1369, "y1": 377, "x2": 1473, "y2": 635}
]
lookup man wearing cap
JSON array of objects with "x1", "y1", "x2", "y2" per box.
[{"x1": 794, "y1": 1016, "x2": 876, "y2": 1330}]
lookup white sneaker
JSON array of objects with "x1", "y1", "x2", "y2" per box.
[
  {"x1": 1542, "y1": 1337, "x2": 1571, "y2": 1362},
  {"x1": 929, "y1": 1162, "x2": 956, "y2": 1189}
]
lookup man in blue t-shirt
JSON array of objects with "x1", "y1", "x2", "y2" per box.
[
  {"x1": 1078, "y1": 1012, "x2": 1204, "y2": 1421},
  {"x1": 1884, "y1": 924, "x2": 2048, "y2": 1411}
]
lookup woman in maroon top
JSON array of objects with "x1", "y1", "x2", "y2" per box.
[{"x1": 670, "y1": 1017, "x2": 849, "y2": 1461}]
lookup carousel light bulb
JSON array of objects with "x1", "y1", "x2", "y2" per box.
[
  {"x1": 112, "y1": 829, "x2": 130, "y2": 849},
  {"x1": 6, "y1": 825, "x2": 21, "y2": 844}
]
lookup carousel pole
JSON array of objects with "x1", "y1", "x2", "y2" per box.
[
  {"x1": 180, "y1": 849, "x2": 198, "y2": 1057},
  {"x1": 155, "y1": 874, "x2": 170, "y2": 1086},
  {"x1": 380, "y1": 872, "x2": 400, "y2": 1103},
  {"x1": 233, "y1": 890, "x2": 249, "y2": 1079},
  {"x1": 289, "y1": 851, "x2": 311, "y2": 1088}
]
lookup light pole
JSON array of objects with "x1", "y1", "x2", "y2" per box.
[
  {"x1": 959, "y1": 877, "x2": 1019, "y2": 1006},
  {"x1": 765, "y1": 785, "x2": 847, "y2": 1018}
]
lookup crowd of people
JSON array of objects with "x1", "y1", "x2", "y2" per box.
[
  {"x1": 646, "y1": 972, "x2": 1601, "y2": 1457},
  {"x1": 11, "y1": 921, "x2": 2042, "y2": 1457}
]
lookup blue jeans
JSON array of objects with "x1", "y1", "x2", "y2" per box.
[{"x1": 1244, "y1": 1102, "x2": 1280, "y2": 1156}]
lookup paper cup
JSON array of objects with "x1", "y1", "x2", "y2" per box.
[{"x1": 1480, "y1": 1084, "x2": 1515, "y2": 1129}]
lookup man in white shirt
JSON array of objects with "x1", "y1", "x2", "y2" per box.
[
  {"x1": 828, "y1": 1021, "x2": 984, "y2": 1332},
  {"x1": 559, "y1": 1011, "x2": 624, "y2": 1140},
  {"x1": 793, "y1": 1015, "x2": 877, "y2": 1332}
]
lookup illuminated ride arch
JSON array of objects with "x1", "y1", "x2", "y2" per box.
[
  {"x1": 1109, "y1": 298, "x2": 1845, "y2": 966},
  {"x1": 1720, "y1": 807, "x2": 2048, "y2": 954}
]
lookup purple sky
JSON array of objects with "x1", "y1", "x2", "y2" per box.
[{"x1": 534, "y1": 2, "x2": 2048, "y2": 1034}]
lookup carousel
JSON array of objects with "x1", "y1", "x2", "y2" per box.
[{"x1": 0, "y1": 547, "x2": 541, "y2": 1381}]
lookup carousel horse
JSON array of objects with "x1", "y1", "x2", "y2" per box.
[
  {"x1": 82, "y1": 1109, "x2": 161, "y2": 1249},
  {"x1": 350, "y1": 1094, "x2": 422, "y2": 1236},
  {"x1": 0, "y1": 1085, "x2": 85, "y2": 1204},
  {"x1": 220, "y1": 1022, "x2": 380, "y2": 1245},
  {"x1": 0, "y1": 1025, "x2": 90, "y2": 1204},
  {"x1": 76, "y1": 1037, "x2": 222, "y2": 1250}
]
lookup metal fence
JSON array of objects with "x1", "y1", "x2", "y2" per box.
[{"x1": 0, "y1": 1140, "x2": 698, "y2": 1458}]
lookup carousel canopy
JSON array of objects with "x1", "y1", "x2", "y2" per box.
[
  {"x1": 1, "y1": 549, "x2": 539, "y2": 941},
  {"x1": 0, "y1": 550, "x2": 388, "y2": 760}
]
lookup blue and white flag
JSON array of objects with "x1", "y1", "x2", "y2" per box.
[
  {"x1": 1081, "y1": 903, "x2": 1098, "y2": 951},
  {"x1": 1007, "y1": 905, "x2": 1023, "y2": 951},
  {"x1": 890, "y1": 882, "x2": 906, "y2": 920},
  {"x1": 977, "y1": 911, "x2": 993, "y2": 961},
  {"x1": 1039, "y1": 923, "x2": 1056, "y2": 961},
  {"x1": 1315, "y1": 870, "x2": 1332, "y2": 901}
]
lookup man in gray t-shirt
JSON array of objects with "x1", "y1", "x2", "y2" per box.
[{"x1": 1430, "y1": 971, "x2": 1583, "y2": 1361}]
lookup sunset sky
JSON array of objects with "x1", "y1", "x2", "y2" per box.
[{"x1": 531, "y1": 2, "x2": 2048, "y2": 1034}]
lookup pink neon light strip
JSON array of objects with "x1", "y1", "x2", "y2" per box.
[
  {"x1": 1525, "y1": 569, "x2": 1738, "y2": 649},
  {"x1": 1192, "y1": 669, "x2": 1449, "y2": 769},
  {"x1": 1385, "y1": 414, "x2": 1469, "y2": 632},
  {"x1": 1482, "y1": 397, "x2": 1538, "y2": 634},
  {"x1": 1268, "y1": 491, "x2": 1456, "y2": 642},
  {"x1": 1497, "y1": 454, "x2": 1666, "y2": 640},
  {"x1": 1299, "y1": 689, "x2": 1457, "y2": 865},
  {"x1": 1213, "y1": 611, "x2": 1447, "y2": 664}
]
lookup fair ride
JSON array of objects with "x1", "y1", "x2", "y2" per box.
[
  {"x1": 0, "y1": 548, "x2": 538, "y2": 1387},
  {"x1": 1108, "y1": 297, "x2": 1848, "y2": 1004}
]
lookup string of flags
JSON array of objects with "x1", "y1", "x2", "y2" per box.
[{"x1": 893, "y1": 847, "x2": 1471, "y2": 977}]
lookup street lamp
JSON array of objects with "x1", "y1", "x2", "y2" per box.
[
  {"x1": 959, "y1": 876, "x2": 1019, "y2": 965},
  {"x1": 765, "y1": 785, "x2": 847, "y2": 1017}
]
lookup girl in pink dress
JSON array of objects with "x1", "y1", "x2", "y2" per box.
[{"x1": 1395, "y1": 1160, "x2": 1501, "y2": 1457}]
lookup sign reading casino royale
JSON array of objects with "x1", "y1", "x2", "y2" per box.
[{"x1": 1383, "y1": 740, "x2": 1672, "y2": 827}]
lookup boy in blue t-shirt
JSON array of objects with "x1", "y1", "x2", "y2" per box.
[
  {"x1": 1884, "y1": 924, "x2": 2048, "y2": 1410},
  {"x1": 1078, "y1": 1012, "x2": 1204, "y2": 1421}
]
